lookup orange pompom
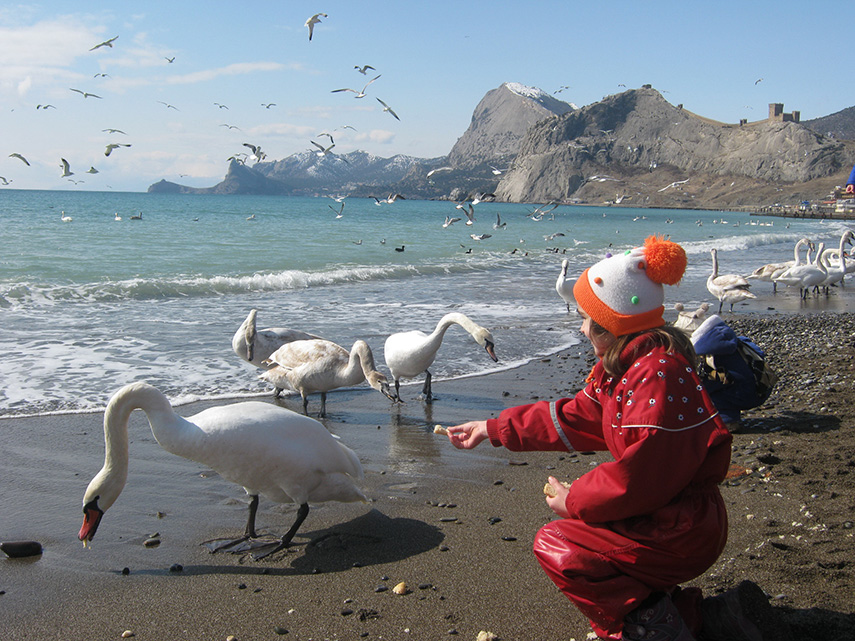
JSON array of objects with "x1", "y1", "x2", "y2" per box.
[{"x1": 643, "y1": 235, "x2": 686, "y2": 285}]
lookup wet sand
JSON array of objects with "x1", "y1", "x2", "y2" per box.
[{"x1": 4, "y1": 298, "x2": 855, "y2": 640}]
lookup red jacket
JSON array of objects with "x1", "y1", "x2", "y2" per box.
[{"x1": 486, "y1": 336, "x2": 732, "y2": 523}]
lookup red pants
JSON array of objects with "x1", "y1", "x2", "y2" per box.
[{"x1": 533, "y1": 486, "x2": 727, "y2": 638}]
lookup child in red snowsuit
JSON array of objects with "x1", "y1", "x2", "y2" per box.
[{"x1": 448, "y1": 237, "x2": 733, "y2": 640}]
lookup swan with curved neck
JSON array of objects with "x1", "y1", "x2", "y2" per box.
[
  {"x1": 260, "y1": 339, "x2": 394, "y2": 416},
  {"x1": 707, "y1": 248, "x2": 756, "y2": 313},
  {"x1": 774, "y1": 242, "x2": 827, "y2": 298},
  {"x1": 232, "y1": 309, "x2": 320, "y2": 368},
  {"x1": 819, "y1": 230, "x2": 854, "y2": 292},
  {"x1": 79, "y1": 382, "x2": 366, "y2": 558},
  {"x1": 747, "y1": 237, "x2": 810, "y2": 293},
  {"x1": 555, "y1": 259, "x2": 573, "y2": 311},
  {"x1": 384, "y1": 312, "x2": 498, "y2": 402}
]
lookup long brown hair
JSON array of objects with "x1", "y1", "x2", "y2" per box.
[{"x1": 592, "y1": 320, "x2": 697, "y2": 379}]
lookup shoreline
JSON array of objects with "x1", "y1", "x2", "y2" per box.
[{"x1": 4, "y1": 311, "x2": 855, "y2": 640}]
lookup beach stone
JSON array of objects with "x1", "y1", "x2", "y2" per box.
[
  {"x1": 142, "y1": 538, "x2": 160, "y2": 548},
  {"x1": 169, "y1": 564, "x2": 183, "y2": 572},
  {"x1": 121, "y1": 632, "x2": 134, "y2": 639},
  {"x1": 0, "y1": 541, "x2": 43, "y2": 558},
  {"x1": 273, "y1": 627, "x2": 288, "y2": 635}
]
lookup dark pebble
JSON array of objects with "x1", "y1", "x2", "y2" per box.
[
  {"x1": 380, "y1": 575, "x2": 389, "y2": 581},
  {"x1": 375, "y1": 585, "x2": 388, "y2": 593},
  {"x1": 341, "y1": 608, "x2": 354, "y2": 616},
  {"x1": 122, "y1": 567, "x2": 130, "y2": 575},
  {"x1": 238, "y1": 583, "x2": 247, "y2": 590},
  {"x1": 273, "y1": 626, "x2": 288, "y2": 635},
  {"x1": 493, "y1": 480, "x2": 504, "y2": 486},
  {"x1": 169, "y1": 564, "x2": 183, "y2": 573},
  {"x1": 418, "y1": 583, "x2": 432, "y2": 590},
  {"x1": 439, "y1": 517, "x2": 457, "y2": 523},
  {"x1": 439, "y1": 545, "x2": 450, "y2": 552},
  {"x1": 448, "y1": 629, "x2": 459, "y2": 635},
  {"x1": 1, "y1": 541, "x2": 43, "y2": 558},
  {"x1": 488, "y1": 517, "x2": 502, "y2": 525},
  {"x1": 501, "y1": 536, "x2": 517, "y2": 542}
]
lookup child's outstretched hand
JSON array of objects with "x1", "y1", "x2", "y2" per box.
[
  {"x1": 446, "y1": 421, "x2": 489, "y2": 449},
  {"x1": 544, "y1": 476, "x2": 571, "y2": 518}
]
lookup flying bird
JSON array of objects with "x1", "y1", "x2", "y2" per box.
[
  {"x1": 9, "y1": 153, "x2": 29, "y2": 166},
  {"x1": 755, "y1": 78, "x2": 763, "y2": 85},
  {"x1": 105, "y1": 143, "x2": 131, "y2": 157},
  {"x1": 77, "y1": 382, "x2": 367, "y2": 559},
  {"x1": 86, "y1": 166, "x2": 99, "y2": 174},
  {"x1": 376, "y1": 98, "x2": 400, "y2": 120},
  {"x1": 311, "y1": 140, "x2": 335, "y2": 157},
  {"x1": 165, "y1": 56, "x2": 175, "y2": 63},
  {"x1": 60, "y1": 158, "x2": 73, "y2": 177},
  {"x1": 242, "y1": 143, "x2": 266, "y2": 161},
  {"x1": 427, "y1": 166, "x2": 452, "y2": 178},
  {"x1": 305, "y1": 12, "x2": 327, "y2": 40},
  {"x1": 443, "y1": 216, "x2": 461, "y2": 228},
  {"x1": 89, "y1": 36, "x2": 118, "y2": 51},
  {"x1": 157, "y1": 101, "x2": 178, "y2": 110},
  {"x1": 70, "y1": 88, "x2": 102, "y2": 99},
  {"x1": 220, "y1": 124, "x2": 241, "y2": 130},
  {"x1": 36, "y1": 104, "x2": 56, "y2": 110},
  {"x1": 470, "y1": 233, "x2": 492, "y2": 241},
  {"x1": 0, "y1": 176, "x2": 11, "y2": 185},
  {"x1": 214, "y1": 102, "x2": 229, "y2": 109},
  {"x1": 464, "y1": 203, "x2": 476, "y2": 225},
  {"x1": 102, "y1": 128, "x2": 126, "y2": 135},
  {"x1": 93, "y1": 73, "x2": 110, "y2": 78},
  {"x1": 332, "y1": 74, "x2": 381, "y2": 98},
  {"x1": 493, "y1": 213, "x2": 507, "y2": 229},
  {"x1": 261, "y1": 103, "x2": 276, "y2": 109},
  {"x1": 329, "y1": 202, "x2": 345, "y2": 218},
  {"x1": 354, "y1": 65, "x2": 375, "y2": 75}
]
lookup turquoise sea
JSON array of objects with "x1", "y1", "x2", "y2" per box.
[{"x1": 1, "y1": 189, "x2": 852, "y2": 417}]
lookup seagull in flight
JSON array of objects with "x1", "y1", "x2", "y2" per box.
[
  {"x1": 329, "y1": 202, "x2": 345, "y2": 218},
  {"x1": 443, "y1": 215, "x2": 461, "y2": 228},
  {"x1": 755, "y1": 78, "x2": 763, "y2": 85},
  {"x1": 102, "y1": 128, "x2": 127, "y2": 134},
  {"x1": 105, "y1": 143, "x2": 131, "y2": 156},
  {"x1": 311, "y1": 140, "x2": 335, "y2": 157},
  {"x1": 157, "y1": 101, "x2": 178, "y2": 110},
  {"x1": 90, "y1": 36, "x2": 118, "y2": 51},
  {"x1": 0, "y1": 176, "x2": 11, "y2": 185},
  {"x1": 242, "y1": 143, "x2": 266, "y2": 162},
  {"x1": 9, "y1": 153, "x2": 30, "y2": 166},
  {"x1": 220, "y1": 124, "x2": 241, "y2": 130},
  {"x1": 305, "y1": 13, "x2": 327, "y2": 40},
  {"x1": 214, "y1": 102, "x2": 229, "y2": 109},
  {"x1": 493, "y1": 213, "x2": 507, "y2": 229},
  {"x1": 427, "y1": 166, "x2": 452, "y2": 178},
  {"x1": 94, "y1": 73, "x2": 110, "y2": 78},
  {"x1": 165, "y1": 56, "x2": 175, "y2": 63},
  {"x1": 60, "y1": 158, "x2": 73, "y2": 177},
  {"x1": 70, "y1": 88, "x2": 102, "y2": 99},
  {"x1": 332, "y1": 74, "x2": 381, "y2": 98},
  {"x1": 354, "y1": 65, "x2": 375, "y2": 75},
  {"x1": 86, "y1": 166, "x2": 99, "y2": 174},
  {"x1": 376, "y1": 98, "x2": 400, "y2": 120},
  {"x1": 261, "y1": 103, "x2": 276, "y2": 109},
  {"x1": 489, "y1": 165, "x2": 505, "y2": 175},
  {"x1": 36, "y1": 104, "x2": 56, "y2": 110},
  {"x1": 464, "y1": 203, "x2": 476, "y2": 226},
  {"x1": 470, "y1": 233, "x2": 492, "y2": 241}
]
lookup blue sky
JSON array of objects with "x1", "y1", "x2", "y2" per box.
[{"x1": 0, "y1": 0, "x2": 849, "y2": 192}]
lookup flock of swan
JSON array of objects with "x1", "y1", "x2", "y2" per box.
[
  {"x1": 694, "y1": 231, "x2": 854, "y2": 313},
  {"x1": 80, "y1": 308, "x2": 498, "y2": 558}
]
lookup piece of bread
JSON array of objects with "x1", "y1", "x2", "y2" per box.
[
  {"x1": 543, "y1": 480, "x2": 573, "y2": 497},
  {"x1": 433, "y1": 424, "x2": 448, "y2": 435}
]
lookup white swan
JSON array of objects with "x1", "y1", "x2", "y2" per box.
[
  {"x1": 747, "y1": 237, "x2": 810, "y2": 293},
  {"x1": 232, "y1": 309, "x2": 320, "y2": 370},
  {"x1": 60, "y1": 211, "x2": 73, "y2": 222},
  {"x1": 260, "y1": 339, "x2": 394, "y2": 416},
  {"x1": 707, "y1": 248, "x2": 755, "y2": 313},
  {"x1": 555, "y1": 259, "x2": 574, "y2": 311},
  {"x1": 818, "y1": 230, "x2": 854, "y2": 292},
  {"x1": 79, "y1": 382, "x2": 367, "y2": 559},
  {"x1": 774, "y1": 242, "x2": 827, "y2": 299},
  {"x1": 383, "y1": 312, "x2": 498, "y2": 402},
  {"x1": 113, "y1": 212, "x2": 122, "y2": 221}
]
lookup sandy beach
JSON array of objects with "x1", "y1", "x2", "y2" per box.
[{"x1": 4, "y1": 303, "x2": 855, "y2": 640}]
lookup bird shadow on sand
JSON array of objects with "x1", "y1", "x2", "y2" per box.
[
  {"x1": 740, "y1": 410, "x2": 841, "y2": 435},
  {"x1": 128, "y1": 509, "x2": 443, "y2": 578}
]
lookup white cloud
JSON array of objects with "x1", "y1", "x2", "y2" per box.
[{"x1": 166, "y1": 62, "x2": 286, "y2": 85}]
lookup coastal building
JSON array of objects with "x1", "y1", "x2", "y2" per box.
[{"x1": 768, "y1": 103, "x2": 801, "y2": 123}]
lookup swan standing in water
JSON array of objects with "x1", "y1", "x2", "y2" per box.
[
  {"x1": 79, "y1": 382, "x2": 367, "y2": 559},
  {"x1": 260, "y1": 339, "x2": 394, "y2": 416},
  {"x1": 818, "y1": 230, "x2": 854, "y2": 292},
  {"x1": 384, "y1": 312, "x2": 498, "y2": 402},
  {"x1": 747, "y1": 237, "x2": 810, "y2": 293},
  {"x1": 232, "y1": 309, "x2": 320, "y2": 369},
  {"x1": 774, "y1": 242, "x2": 827, "y2": 298},
  {"x1": 555, "y1": 259, "x2": 574, "y2": 311},
  {"x1": 707, "y1": 248, "x2": 755, "y2": 313}
]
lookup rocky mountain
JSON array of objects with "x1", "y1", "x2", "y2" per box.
[
  {"x1": 446, "y1": 82, "x2": 576, "y2": 169},
  {"x1": 149, "y1": 83, "x2": 855, "y2": 209},
  {"x1": 803, "y1": 105, "x2": 855, "y2": 141},
  {"x1": 496, "y1": 87, "x2": 855, "y2": 208}
]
